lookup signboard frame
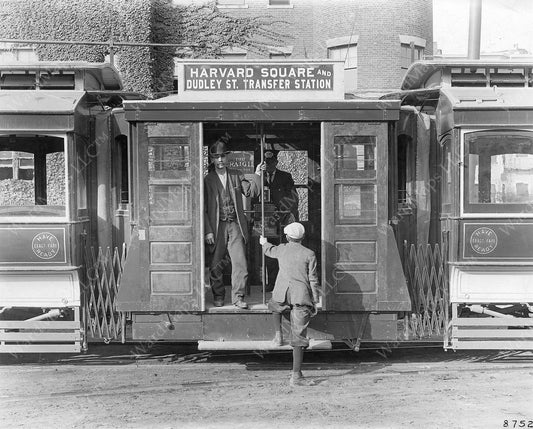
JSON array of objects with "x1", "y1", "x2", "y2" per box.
[{"x1": 175, "y1": 60, "x2": 345, "y2": 102}]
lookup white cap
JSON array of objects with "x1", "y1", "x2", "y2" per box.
[{"x1": 283, "y1": 222, "x2": 305, "y2": 240}]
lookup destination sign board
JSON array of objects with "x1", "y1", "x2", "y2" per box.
[
  {"x1": 185, "y1": 64, "x2": 333, "y2": 91},
  {"x1": 175, "y1": 60, "x2": 344, "y2": 101}
]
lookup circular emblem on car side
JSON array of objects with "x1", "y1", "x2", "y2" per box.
[
  {"x1": 32, "y1": 232, "x2": 60, "y2": 260},
  {"x1": 470, "y1": 227, "x2": 498, "y2": 255}
]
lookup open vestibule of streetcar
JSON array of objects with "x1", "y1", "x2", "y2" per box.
[{"x1": 117, "y1": 61, "x2": 411, "y2": 348}]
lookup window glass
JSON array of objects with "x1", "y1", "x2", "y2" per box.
[
  {"x1": 217, "y1": 0, "x2": 245, "y2": 4},
  {"x1": 0, "y1": 73, "x2": 36, "y2": 89},
  {"x1": 400, "y1": 43, "x2": 424, "y2": 69},
  {"x1": 464, "y1": 131, "x2": 533, "y2": 213},
  {"x1": 269, "y1": 0, "x2": 290, "y2": 5},
  {"x1": 0, "y1": 136, "x2": 66, "y2": 217},
  {"x1": 77, "y1": 145, "x2": 87, "y2": 210},
  {"x1": 328, "y1": 44, "x2": 357, "y2": 90},
  {"x1": 149, "y1": 185, "x2": 191, "y2": 224},
  {"x1": 397, "y1": 135, "x2": 410, "y2": 204},
  {"x1": 120, "y1": 139, "x2": 129, "y2": 204},
  {"x1": 334, "y1": 136, "x2": 376, "y2": 179},
  {"x1": 148, "y1": 136, "x2": 191, "y2": 224},
  {"x1": 335, "y1": 184, "x2": 376, "y2": 224},
  {"x1": 328, "y1": 45, "x2": 357, "y2": 69},
  {"x1": 269, "y1": 53, "x2": 290, "y2": 59},
  {"x1": 221, "y1": 53, "x2": 247, "y2": 60},
  {"x1": 0, "y1": 45, "x2": 37, "y2": 63},
  {"x1": 441, "y1": 140, "x2": 453, "y2": 214},
  {"x1": 148, "y1": 137, "x2": 190, "y2": 180},
  {"x1": 17, "y1": 48, "x2": 38, "y2": 62},
  {"x1": 39, "y1": 72, "x2": 75, "y2": 90}
]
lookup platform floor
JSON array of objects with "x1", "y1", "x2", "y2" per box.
[{"x1": 205, "y1": 284, "x2": 271, "y2": 312}]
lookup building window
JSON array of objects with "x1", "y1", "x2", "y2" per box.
[
  {"x1": 0, "y1": 43, "x2": 38, "y2": 65},
  {"x1": 268, "y1": 45, "x2": 293, "y2": 59},
  {"x1": 268, "y1": 0, "x2": 292, "y2": 7},
  {"x1": 399, "y1": 35, "x2": 426, "y2": 69},
  {"x1": 220, "y1": 47, "x2": 248, "y2": 59},
  {"x1": 327, "y1": 36, "x2": 358, "y2": 91},
  {"x1": 269, "y1": 52, "x2": 290, "y2": 59},
  {"x1": 328, "y1": 44, "x2": 357, "y2": 69},
  {"x1": 0, "y1": 151, "x2": 34, "y2": 181},
  {"x1": 216, "y1": 0, "x2": 247, "y2": 8},
  {"x1": 221, "y1": 53, "x2": 247, "y2": 60},
  {"x1": 400, "y1": 43, "x2": 424, "y2": 69}
]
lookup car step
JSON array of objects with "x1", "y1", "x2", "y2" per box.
[{"x1": 197, "y1": 339, "x2": 332, "y2": 351}]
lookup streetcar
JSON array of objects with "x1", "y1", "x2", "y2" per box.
[
  {"x1": 0, "y1": 62, "x2": 143, "y2": 352},
  {"x1": 384, "y1": 60, "x2": 533, "y2": 350},
  {"x1": 1, "y1": 59, "x2": 532, "y2": 353}
]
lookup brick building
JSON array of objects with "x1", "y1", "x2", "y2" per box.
[
  {"x1": 177, "y1": 0, "x2": 433, "y2": 96},
  {"x1": 0, "y1": 0, "x2": 433, "y2": 96}
]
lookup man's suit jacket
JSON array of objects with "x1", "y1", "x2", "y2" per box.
[
  {"x1": 263, "y1": 241, "x2": 319, "y2": 306},
  {"x1": 266, "y1": 169, "x2": 298, "y2": 220},
  {"x1": 204, "y1": 168, "x2": 261, "y2": 244}
]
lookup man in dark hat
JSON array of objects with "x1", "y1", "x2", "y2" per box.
[
  {"x1": 204, "y1": 138, "x2": 263, "y2": 309},
  {"x1": 261, "y1": 150, "x2": 299, "y2": 291},
  {"x1": 263, "y1": 150, "x2": 299, "y2": 221}
]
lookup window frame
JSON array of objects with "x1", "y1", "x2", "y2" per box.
[
  {"x1": 400, "y1": 43, "x2": 425, "y2": 70},
  {"x1": 268, "y1": 45, "x2": 293, "y2": 59},
  {"x1": 267, "y1": 0, "x2": 293, "y2": 8},
  {"x1": 327, "y1": 36, "x2": 358, "y2": 91},
  {"x1": 0, "y1": 133, "x2": 70, "y2": 223},
  {"x1": 220, "y1": 47, "x2": 248, "y2": 60},
  {"x1": 216, "y1": 0, "x2": 248, "y2": 9},
  {"x1": 398, "y1": 35, "x2": 426, "y2": 70},
  {"x1": 461, "y1": 128, "x2": 533, "y2": 217},
  {"x1": 326, "y1": 36, "x2": 359, "y2": 70}
]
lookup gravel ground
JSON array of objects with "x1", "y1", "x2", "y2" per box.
[{"x1": 1, "y1": 344, "x2": 532, "y2": 429}]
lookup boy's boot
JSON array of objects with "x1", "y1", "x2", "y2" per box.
[
  {"x1": 289, "y1": 371, "x2": 315, "y2": 386},
  {"x1": 272, "y1": 331, "x2": 283, "y2": 346}
]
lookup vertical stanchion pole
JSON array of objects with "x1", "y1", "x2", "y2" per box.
[{"x1": 260, "y1": 124, "x2": 266, "y2": 305}]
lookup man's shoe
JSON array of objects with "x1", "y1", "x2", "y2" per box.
[
  {"x1": 272, "y1": 331, "x2": 283, "y2": 346},
  {"x1": 213, "y1": 299, "x2": 224, "y2": 307},
  {"x1": 233, "y1": 299, "x2": 248, "y2": 309}
]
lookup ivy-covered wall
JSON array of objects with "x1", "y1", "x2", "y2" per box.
[
  {"x1": 0, "y1": 0, "x2": 155, "y2": 96},
  {"x1": 0, "y1": 0, "x2": 284, "y2": 98}
]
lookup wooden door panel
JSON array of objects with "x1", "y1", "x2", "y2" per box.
[
  {"x1": 135, "y1": 122, "x2": 202, "y2": 312},
  {"x1": 323, "y1": 122, "x2": 388, "y2": 311}
]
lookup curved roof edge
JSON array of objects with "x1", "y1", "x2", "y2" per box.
[
  {"x1": 0, "y1": 61, "x2": 123, "y2": 91},
  {"x1": 401, "y1": 60, "x2": 533, "y2": 90}
]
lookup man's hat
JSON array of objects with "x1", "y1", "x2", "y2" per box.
[
  {"x1": 209, "y1": 140, "x2": 231, "y2": 156},
  {"x1": 264, "y1": 150, "x2": 278, "y2": 162},
  {"x1": 284, "y1": 222, "x2": 305, "y2": 240}
]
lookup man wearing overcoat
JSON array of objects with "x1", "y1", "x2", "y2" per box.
[{"x1": 204, "y1": 139, "x2": 262, "y2": 309}]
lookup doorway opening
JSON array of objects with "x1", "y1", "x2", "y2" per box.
[{"x1": 202, "y1": 121, "x2": 321, "y2": 310}]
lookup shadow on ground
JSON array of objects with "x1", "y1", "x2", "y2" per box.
[{"x1": 1, "y1": 342, "x2": 532, "y2": 368}]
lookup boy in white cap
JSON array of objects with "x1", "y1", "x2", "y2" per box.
[{"x1": 259, "y1": 222, "x2": 320, "y2": 386}]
